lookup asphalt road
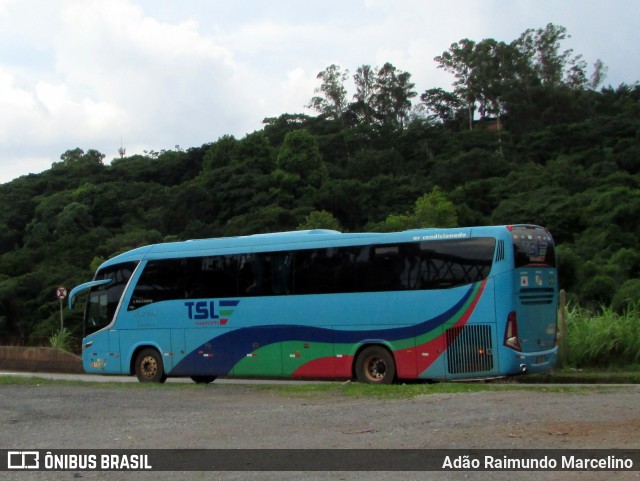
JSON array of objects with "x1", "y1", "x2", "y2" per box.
[
  {"x1": 0, "y1": 370, "x2": 335, "y2": 384},
  {"x1": 1, "y1": 372, "x2": 639, "y2": 481}
]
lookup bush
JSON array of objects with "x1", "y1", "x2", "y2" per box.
[
  {"x1": 611, "y1": 279, "x2": 640, "y2": 313},
  {"x1": 566, "y1": 304, "x2": 640, "y2": 367},
  {"x1": 578, "y1": 275, "x2": 616, "y2": 306},
  {"x1": 49, "y1": 328, "x2": 73, "y2": 353}
]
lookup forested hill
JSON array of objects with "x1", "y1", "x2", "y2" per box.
[{"x1": 0, "y1": 23, "x2": 639, "y2": 341}]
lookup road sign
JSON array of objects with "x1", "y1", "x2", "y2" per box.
[{"x1": 56, "y1": 286, "x2": 67, "y2": 300}]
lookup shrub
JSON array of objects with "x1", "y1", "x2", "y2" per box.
[
  {"x1": 49, "y1": 328, "x2": 73, "y2": 353},
  {"x1": 611, "y1": 279, "x2": 640, "y2": 313},
  {"x1": 566, "y1": 304, "x2": 640, "y2": 367}
]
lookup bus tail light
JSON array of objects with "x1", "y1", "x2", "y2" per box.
[{"x1": 504, "y1": 311, "x2": 522, "y2": 351}]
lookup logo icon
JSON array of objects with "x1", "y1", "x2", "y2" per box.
[
  {"x1": 8, "y1": 451, "x2": 39, "y2": 469},
  {"x1": 186, "y1": 299, "x2": 240, "y2": 324}
]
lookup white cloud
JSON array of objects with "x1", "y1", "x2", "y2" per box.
[
  {"x1": 1, "y1": 0, "x2": 639, "y2": 184},
  {"x1": 53, "y1": 1, "x2": 244, "y2": 137},
  {"x1": 0, "y1": 0, "x2": 261, "y2": 183}
]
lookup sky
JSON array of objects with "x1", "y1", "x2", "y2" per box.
[{"x1": 1, "y1": 0, "x2": 639, "y2": 184}]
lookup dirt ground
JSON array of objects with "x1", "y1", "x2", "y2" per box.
[{"x1": 1, "y1": 380, "x2": 639, "y2": 481}]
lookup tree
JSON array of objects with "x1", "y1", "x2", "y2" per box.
[
  {"x1": 470, "y1": 38, "x2": 512, "y2": 123},
  {"x1": 372, "y1": 62, "x2": 417, "y2": 128},
  {"x1": 55, "y1": 202, "x2": 93, "y2": 236},
  {"x1": 383, "y1": 187, "x2": 458, "y2": 231},
  {"x1": 420, "y1": 87, "x2": 463, "y2": 127},
  {"x1": 307, "y1": 64, "x2": 349, "y2": 121},
  {"x1": 412, "y1": 187, "x2": 459, "y2": 228},
  {"x1": 513, "y1": 23, "x2": 589, "y2": 89},
  {"x1": 611, "y1": 279, "x2": 640, "y2": 313},
  {"x1": 434, "y1": 38, "x2": 477, "y2": 130},
  {"x1": 275, "y1": 129, "x2": 326, "y2": 188},
  {"x1": 589, "y1": 59, "x2": 608, "y2": 90},
  {"x1": 297, "y1": 210, "x2": 342, "y2": 231},
  {"x1": 54, "y1": 148, "x2": 105, "y2": 168},
  {"x1": 352, "y1": 64, "x2": 376, "y2": 124},
  {"x1": 202, "y1": 135, "x2": 237, "y2": 170}
]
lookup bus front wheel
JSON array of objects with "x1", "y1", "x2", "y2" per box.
[
  {"x1": 355, "y1": 346, "x2": 396, "y2": 384},
  {"x1": 134, "y1": 348, "x2": 167, "y2": 383}
]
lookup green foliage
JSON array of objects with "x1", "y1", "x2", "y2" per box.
[
  {"x1": 49, "y1": 328, "x2": 74, "y2": 352},
  {"x1": 566, "y1": 304, "x2": 640, "y2": 367},
  {"x1": 276, "y1": 129, "x2": 327, "y2": 188},
  {"x1": 382, "y1": 187, "x2": 458, "y2": 231},
  {"x1": 297, "y1": 211, "x2": 342, "y2": 231},
  {"x1": 611, "y1": 280, "x2": 640, "y2": 314},
  {"x1": 307, "y1": 64, "x2": 350, "y2": 121}
]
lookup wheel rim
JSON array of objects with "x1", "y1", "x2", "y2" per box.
[
  {"x1": 364, "y1": 355, "x2": 387, "y2": 382},
  {"x1": 140, "y1": 355, "x2": 158, "y2": 380}
]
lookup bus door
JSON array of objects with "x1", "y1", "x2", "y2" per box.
[
  {"x1": 168, "y1": 329, "x2": 185, "y2": 372},
  {"x1": 107, "y1": 329, "x2": 121, "y2": 372},
  {"x1": 83, "y1": 288, "x2": 122, "y2": 375}
]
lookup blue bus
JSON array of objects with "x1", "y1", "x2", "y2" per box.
[{"x1": 69, "y1": 225, "x2": 558, "y2": 384}]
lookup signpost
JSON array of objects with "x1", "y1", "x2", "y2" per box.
[{"x1": 56, "y1": 286, "x2": 67, "y2": 329}]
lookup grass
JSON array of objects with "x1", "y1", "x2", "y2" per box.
[
  {"x1": 522, "y1": 367, "x2": 640, "y2": 384},
  {"x1": 564, "y1": 303, "x2": 640, "y2": 368},
  {"x1": 0, "y1": 375, "x2": 598, "y2": 398},
  {"x1": 49, "y1": 327, "x2": 74, "y2": 352}
]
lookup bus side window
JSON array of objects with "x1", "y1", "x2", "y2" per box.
[
  {"x1": 129, "y1": 259, "x2": 185, "y2": 309},
  {"x1": 399, "y1": 243, "x2": 421, "y2": 289},
  {"x1": 294, "y1": 250, "x2": 320, "y2": 294},
  {"x1": 187, "y1": 256, "x2": 238, "y2": 299},
  {"x1": 240, "y1": 253, "x2": 282, "y2": 296},
  {"x1": 270, "y1": 252, "x2": 292, "y2": 295}
]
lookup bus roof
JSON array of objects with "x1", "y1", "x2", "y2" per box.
[{"x1": 98, "y1": 226, "x2": 525, "y2": 270}]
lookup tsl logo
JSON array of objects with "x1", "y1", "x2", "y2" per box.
[{"x1": 185, "y1": 300, "x2": 240, "y2": 325}]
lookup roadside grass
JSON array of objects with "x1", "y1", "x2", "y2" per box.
[
  {"x1": 565, "y1": 303, "x2": 640, "y2": 368},
  {"x1": 519, "y1": 367, "x2": 640, "y2": 384},
  {"x1": 0, "y1": 375, "x2": 597, "y2": 399}
]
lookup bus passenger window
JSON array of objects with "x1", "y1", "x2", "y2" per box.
[
  {"x1": 186, "y1": 256, "x2": 238, "y2": 299},
  {"x1": 240, "y1": 253, "x2": 275, "y2": 296},
  {"x1": 270, "y1": 252, "x2": 292, "y2": 295}
]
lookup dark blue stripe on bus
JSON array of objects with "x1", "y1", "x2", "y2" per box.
[{"x1": 171, "y1": 283, "x2": 476, "y2": 376}]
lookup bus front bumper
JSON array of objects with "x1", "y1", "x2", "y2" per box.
[{"x1": 503, "y1": 346, "x2": 558, "y2": 375}]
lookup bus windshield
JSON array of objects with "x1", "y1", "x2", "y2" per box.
[
  {"x1": 85, "y1": 262, "x2": 137, "y2": 336},
  {"x1": 510, "y1": 226, "x2": 556, "y2": 268}
]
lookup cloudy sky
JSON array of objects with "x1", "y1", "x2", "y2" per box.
[{"x1": 1, "y1": 0, "x2": 639, "y2": 184}]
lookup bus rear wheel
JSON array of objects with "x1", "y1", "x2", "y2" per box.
[
  {"x1": 134, "y1": 348, "x2": 167, "y2": 383},
  {"x1": 190, "y1": 376, "x2": 217, "y2": 384},
  {"x1": 355, "y1": 346, "x2": 396, "y2": 384}
]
